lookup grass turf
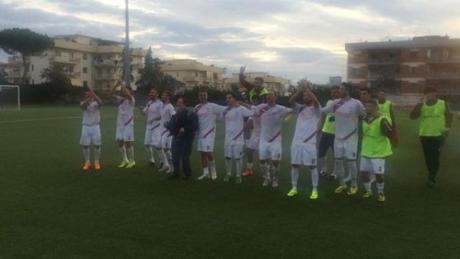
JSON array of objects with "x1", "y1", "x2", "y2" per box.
[{"x1": 0, "y1": 106, "x2": 459, "y2": 258}]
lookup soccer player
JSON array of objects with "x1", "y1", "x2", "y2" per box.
[
  {"x1": 159, "y1": 91, "x2": 176, "y2": 173},
  {"x1": 195, "y1": 88, "x2": 226, "y2": 180},
  {"x1": 80, "y1": 88, "x2": 103, "y2": 171},
  {"x1": 222, "y1": 93, "x2": 253, "y2": 183},
  {"x1": 253, "y1": 92, "x2": 293, "y2": 187},
  {"x1": 243, "y1": 94, "x2": 264, "y2": 177},
  {"x1": 410, "y1": 86, "x2": 453, "y2": 187},
  {"x1": 360, "y1": 99, "x2": 393, "y2": 202},
  {"x1": 142, "y1": 88, "x2": 163, "y2": 166},
  {"x1": 377, "y1": 90, "x2": 396, "y2": 125},
  {"x1": 318, "y1": 86, "x2": 339, "y2": 177},
  {"x1": 322, "y1": 83, "x2": 366, "y2": 195},
  {"x1": 359, "y1": 87, "x2": 372, "y2": 103},
  {"x1": 239, "y1": 66, "x2": 268, "y2": 103},
  {"x1": 287, "y1": 86, "x2": 321, "y2": 199},
  {"x1": 112, "y1": 81, "x2": 136, "y2": 168}
]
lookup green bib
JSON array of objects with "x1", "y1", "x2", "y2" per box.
[
  {"x1": 249, "y1": 88, "x2": 268, "y2": 103},
  {"x1": 361, "y1": 115, "x2": 393, "y2": 158},
  {"x1": 322, "y1": 100, "x2": 335, "y2": 134},
  {"x1": 419, "y1": 100, "x2": 446, "y2": 137},
  {"x1": 378, "y1": 100, "x2": 392, "y2": 124}
]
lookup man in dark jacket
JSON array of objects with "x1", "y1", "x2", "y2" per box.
[{"x1": 166, "y1": 96, "x2": 198, "y2": 179}]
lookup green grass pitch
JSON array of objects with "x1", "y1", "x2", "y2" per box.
[{"x1": 0, "y1": 106, "x2": 459, "y2": 258}]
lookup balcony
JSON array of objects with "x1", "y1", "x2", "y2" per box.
[
  {"x1": 428, "y1": 56, "x2": 460, "y2": 63},
  {"x1": 426, "y1": 72, "x2": 460, "y2": 79},
  {"x1": 95, "y1": 73, "x2": 120, "y2": 80},
  {"x1": 183, "y1": 76, "x2": 200, "y2": 82},
  {"x1": 367, "y1": 58, "x2": 400, "y2": 65},
  {"x1": 50, "y1": 55, "x2": 81, "y2": 65},
  {"x1": 93, "y1": 59, "x2": 121, "y2": 67}
]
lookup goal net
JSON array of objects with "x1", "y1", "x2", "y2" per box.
[{"x1": 0, "y1": 85, "x2": 21, "y2": 111}]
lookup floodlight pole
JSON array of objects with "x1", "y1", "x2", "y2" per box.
[{"x1": 123, "y1": 0, "x2": 131, "y2": 88}]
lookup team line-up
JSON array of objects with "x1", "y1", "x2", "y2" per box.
[{"x1": 79, "y1": 67, "x2": 454, "y2": 202}]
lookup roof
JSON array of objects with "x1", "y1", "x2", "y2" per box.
[
  {"x1": 346, "y1": 36, "x2": 460, "y2": 51},
  {"x1": 54, "y1": 34, "x2": 123, "y2": 45}
]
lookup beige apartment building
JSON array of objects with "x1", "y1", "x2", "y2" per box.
[
  {"x1": 161, "y1": 59, "x2": 225, "y2": 90},
  {"x1": 4, "y1": 34, "x2": 145, "y2": 91},
  {"x1": 224, "y1": 72, "x2": 290, "y2": 96}
]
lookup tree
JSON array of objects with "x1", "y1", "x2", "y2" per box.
[
  {"x1": 137, "y1": 47, "x2": 163, "y2": 92},
  {"x1": 41, "y1": 64, "x2": 73, "y2": 101},
  {"x1": 0, "y1": 28, "x2": 53, "y2": 86},
  {"x1": 161, "y1": 74, "x2": 184, "y2": 93}
]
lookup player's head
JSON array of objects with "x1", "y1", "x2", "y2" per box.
[
  {"x1": 162, "y1": 90, "x2": 172, "y2": 102},
  {"x1": 149, "y1": 88, "x2": 158, "y2": 100},
  {"x1": 226, "y1": 93, "x2": 237, "y2": 106},
  {"x1": 330, "y1": 86, "x2": 340, "y2": 99},
  {"x1": 359, "y1": 87, "x2": 372, "y2": 102},
  {"x1": 339, "y1": 83, "x2": 353, "y2": 98},
  {"x1": 198, "y1": 87, "x2": 208, "y2": 103},
  {"x1": 424, "y1": 86, "x2": 437, "y2": 101},
  {"x1": 254, "y1": 77, "x2": 264, "y2": 89},
  {"x1": 175, "y1": 96, "x2": 186, "y2": 109},
  {"x1": 364, "y1": 99, "x2": 379, "y2": 116},
  {"x1": 377, "y1": 90, "x2": 386, "y2": 102},
  {"x1": 266, "y1": 91, "x2": 277, "y2": 105},
  {"x1": 302, "y1": 90, "x2": 313, "y2": 105}
]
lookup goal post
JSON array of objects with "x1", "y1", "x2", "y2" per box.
[{"x1": 0, "y1": 85, "x2": 21, "y2": 111}]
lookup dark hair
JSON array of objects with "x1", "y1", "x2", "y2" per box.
[
  {"x1": 199, "y1": 87, "x2": 208, "y2": 93},
  {"x1": 423, "y1": 86, "x2": 437, "y2": 94},
  {"x1": 341, "y1": 83, "x2": 353, "y2": 94},
  {"x1": 163, "y1": 90, "x2": 172, "y2": 98},
  {"x1": 360, "y1": 87, "x2": 371, "y2": 94},
  {"x1": 364, "y1": 99, "x2": 378, "y2": 106},
  {"x1": 175, "y1": 95, "x2": 186, "y2": 104}
]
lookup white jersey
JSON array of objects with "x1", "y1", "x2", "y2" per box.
[
  {"x1": 250, "y1": 105, "x2": 261, "y2": 136},
  {"x1": 254, "y1": 104, "x2": 292, "y2": 144},
  {"x1": 321, "y1": 98, "x2": 365, "y2": 139},
  {"x1": 194, "y1": 102, "x2": 226, "y2": 138},
  {"x1": 116, "y1": 96, "x2": 135, "y2": 126},
  {"x1": 223, "y1": 105, "x2": 253, "y2": 144},
  {"x1": 81, "y1": 101, "x2": 100, "y2": 126},
  {"x1": 160, "y1": 102, "x2": 176, "y2": 135},
  {"x1": 143, "y1": 99, "x2": 163, "y2": 130},
  {"x1": 292, "y1": 103, "x2": 321, "y2": 144}
]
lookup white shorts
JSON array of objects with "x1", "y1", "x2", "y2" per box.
[
  {"x1": 259, "y1": 140, "x2": 282, "y2": 161},
  {"x1": 225, "y1": 142, "x2": 245, "y2": 159},
  {"x1": 116, "y1": 124, "x2": 134, "y2": 142},
  {"x1": 80, "y1": 125, "x2": 101, "y2": 146},
  {"x1": 246, "y1": 133, "x2": 260, "y2": 150},
  {"x1": 360, "y1": 158, "x2": 386, "y2": 174},
  {"x1": 334, "y1": 135, "x2": 358, "y2": 160},
  {"x1": 197, "y1": 134, "x2": 216, "y2": 152},
  {"x1": 161, "y1": 133, "x2": 172, "y2": 149},
  {"x1": 291, "y1": 143, "x2": 317, "y2": 166}
]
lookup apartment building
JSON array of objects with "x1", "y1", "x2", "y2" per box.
[
  {"x1": 4, "y1": 34, "x2": 145, "y2": 90},
  {"x1": 160, "y1": 59, "x2": 225, "y2": 90},
  {"x1": 346, "y1": 36, "x2": 460, "y2": 99},
  {"x1": 224, "y1": 72, "x2": 290, "y2": 96}
]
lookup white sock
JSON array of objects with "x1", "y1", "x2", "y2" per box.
[
  {"x1": 165, "y1": 149, "x2": 172, "y2": 168},
  {"x1": 119, "y1": 146, "x2": 128, "y2": 161},
  {"x1": 247, "y1": 162, "x2": 253, "y2": 170},
  {"x1": 162, "y1": 149, "x2": 169, "y2": 167},
  {"x1": 82, "y1": 147, "x2": 90, "y2": 163},
  {"x1": 311, "y1": 167, "x2": 319, "y2": 191},
  {"x1": 209, "y1": 160, "x2": 217, "y2": 176},
  {"x1": 377, "y1": 182, "x2": 384, "y2": 194},
  {"x1": 272, "y1": 163, "x2": 279, "y2": 182},
  {"x1": 203, "y1": 167, "x2": 209, "y2": 176},
  {"x1": 155, "y1": 148, "x2": 162, "y2": 164},
  {"x1": 225, "y1": 159, "x2": 232, "y2": 176},
  {"x1": 347, "y1": 161, "x2": 358, "y2": 187},
  {"x1": 291, "y1": 167, "x2": 299, "y2": 189},
  {"x1": 261, "y1": 162, "x2": 270, "y2": 180},
  {"x1": 364, "y1": 181, "x2": 372, "y2": 193},
  {"x1": 335, "y1": 159, "x2": 345, "y2": 185},
  {"x1": 94, "y1": 146, "x2": 101, "y2": 162},
  {"x1": 235, "y1": 159, "x2": 242, "y2": 177},
  {"x1": 126, "y1": 146, "x2": 135, "y2": 162},
  {"x1": 146, "y1": 146, "x2": 155, "y2": 162}
]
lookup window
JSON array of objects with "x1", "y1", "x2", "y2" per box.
[
  {"x1": 411, "y1": 67, "x2": 416, "y2": 74},
  {"x1": 83, "y1": 67, "x2": 88, "y2": 73},
  {"x1": 83, "y1": 53, "x2": 87, "y2": 60},
  {"x1": 31, "y1": 65, "x2": 34, "y2": 71},
  {"x1": 83, "y1": 81, "x2": 88, "y2": 88},
  {"x1": 410, "y1": 51, "x2": 418, "y2": 58}
]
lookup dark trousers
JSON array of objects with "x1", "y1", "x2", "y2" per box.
[
  {"x1": 420, "y1": 136, "x2": 444, "y2": 180},
  {"x1": 318, "y1": 132, "x2": 335, "y2": 158},
  {"x1": 171, "y1": 136, "x2": 194, "y2": 177}
]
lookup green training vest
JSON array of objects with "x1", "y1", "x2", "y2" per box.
[
  {"x1": 419, "y1": 99, "x2": 446, "y2": 137},
  {"x1": 378, "y1": 100, "x2": 392, "y2": 124},
  {"x1": 249, "y1": 87, "x2": 268, "y2": 103},
  {"x1": 322, "y1": 100, "x2": 335, "y2": 134},
  {"x1": 361, "y1": 115, "x2": 393, "y2": 158}
]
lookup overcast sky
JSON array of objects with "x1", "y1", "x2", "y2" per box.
[{"x1": 1, "y1": 0, "x2": 460, "y2": 83}]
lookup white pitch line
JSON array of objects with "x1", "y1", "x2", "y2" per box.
[{"x1": 0, "y1": 116, "x2": 81, "y2": 124}]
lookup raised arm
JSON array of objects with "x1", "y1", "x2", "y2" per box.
[
  {"x1": 89, "y1": 89, "x2": 103, "y2": 105},
  {"x1": 80, "y1": 96, "x2": 91, "y2": 110},
  {"x1": 289, "y1": 88, "x2": 304, "y2": 106},
  {"x1": 239, "y1": 66, "x2": 254, "y2": 91},
  {"x1": 305, "y1": 88, "x2": 320, "y2": 108}
]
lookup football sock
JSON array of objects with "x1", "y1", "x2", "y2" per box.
[
  {"x1": 119, "y1": 146, "x2": 128, "y2": 161},
  {"x1": 82, "y1": 147, "x2": 90, "y2": 163},
  {"x1": 235, "y1": 159, "x2": 242, "y2": 177},
  {"x1": 94, "y1": 146, "x2": 101, "y2": 163},
  {"x1": 126, "y1": 146, "x2": 135, "y2": 162},
  {"x1": 348, "y1": 160, "x2": 358, "y2": 187},
  {"x1": 377, "y1": 182, "x2": 385, "y2": 194},
  {"x1": 225, "y1": 158, "x2": 232, "y2": 176},
  {"x1": 335, "y1": 159, "x2": 345, "y2": 185},
  {"x1": 209, "y1": 160, "x2": 217, "y2": 176},
  {"x1": 291, "y1": 167, "x2": 299, "y2": 189},
  {"x1": 364, "y1": 181, "x2": 372, "y2": 193},
  {"x1": 311, "y1": 167, "x2": 319, "y2": 191}
]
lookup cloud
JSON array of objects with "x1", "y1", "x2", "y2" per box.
[{"x1": 0, "y1": 0, "x2": 459, "y2": 83}]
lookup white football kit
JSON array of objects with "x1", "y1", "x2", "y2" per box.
[
  {"x1": 290, "y1": 103, "x2": 321, "y2": 166},
  {"x1": 255, "y1": 104, "x2": 293, "y2": 161},
  {"x1": 80, "y1": 101, "x2": 101, "y2": 146},
  {"x1": 247, "y1": 106, "x2": 261, "y2": 151},
  {"x1": 160, "y1": 102, "x2": 176, "y2": 149},
  {"x1": 223, "y1": 105, "x2": 253, "y2": 159},
  {"x1": 321, "y1": 98, "x2": 365, "y2": 160},
  {"x1": 195, "y1": 102, "x2": 226, "y2": 152},
  {"x1": 115, "y1": 96, "x2": 135, "y2": 142},
  {"x1": 143, "y1": 99, "x2": 163, "y2": 147}
]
